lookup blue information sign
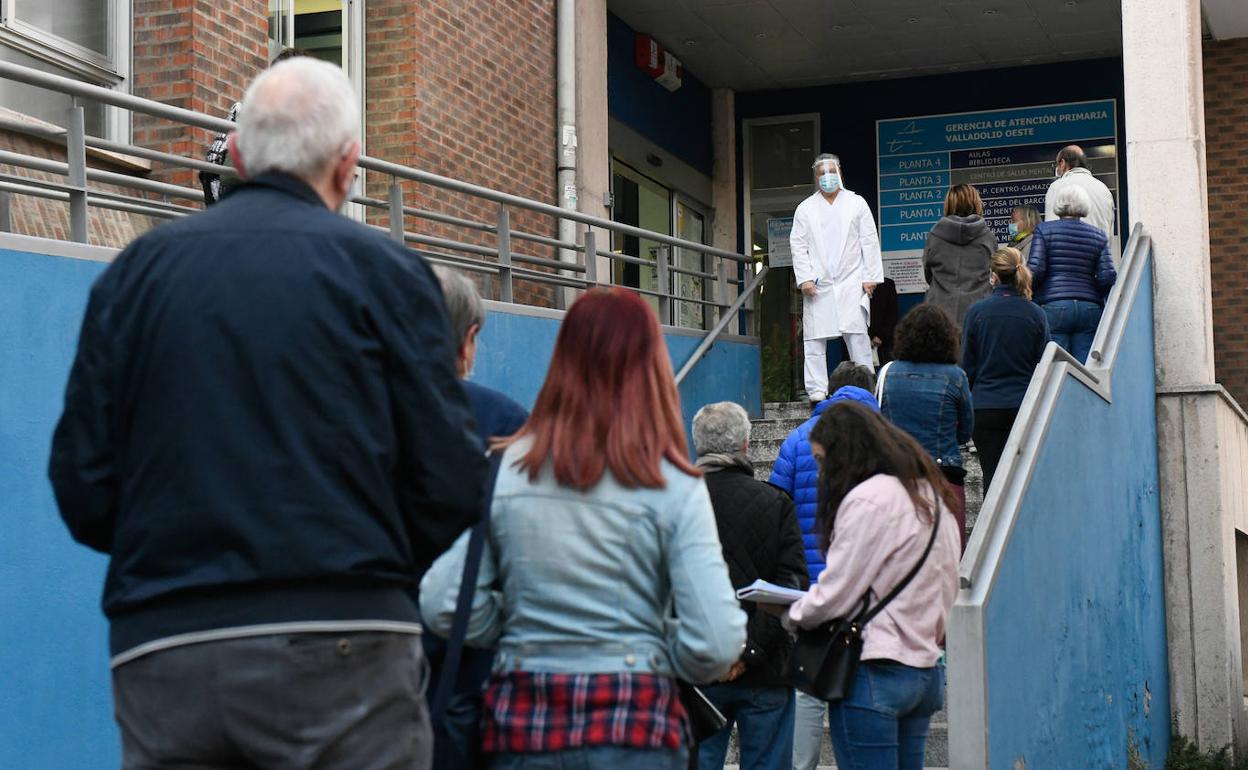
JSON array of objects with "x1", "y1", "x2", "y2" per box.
[{"x1": 876, "y1": 100, "x2": 1119, "y2": 294}]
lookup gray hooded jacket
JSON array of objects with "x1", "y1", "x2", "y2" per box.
[{"x1": 923, "y1": 215, "x2": 997, "y2": 328}]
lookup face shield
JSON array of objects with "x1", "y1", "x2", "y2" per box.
[{"x1": 811, "y1": 154, "x2": 842, "y2": 193}]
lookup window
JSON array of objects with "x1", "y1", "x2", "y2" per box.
[
  {"x1": 610, "y1": 159, "x2": 714, "y2": 330},
  {"x1": 0, "y1": 0, "x2": 129, "y2": 137},
  {"x1": 268, "y1": 0, "x2": 363, "y2": 81},
  {"x1": 269, "y1": 0, "x2": 365, "y2": 208}
]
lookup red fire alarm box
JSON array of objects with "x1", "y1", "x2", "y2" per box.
[{"x1": 635, "y1": 34, "x2": 664, "y2": 78}]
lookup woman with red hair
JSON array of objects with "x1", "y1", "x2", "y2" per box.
[{"x1": 422, "y1": 288, "x2": 746, "y2": 769}]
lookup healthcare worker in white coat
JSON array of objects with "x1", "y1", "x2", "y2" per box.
[{"x1": 790, "y1": 153, "x2": 885, "y2": 402}]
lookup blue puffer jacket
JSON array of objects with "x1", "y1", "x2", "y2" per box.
[
  {"x1": 1028, "y1": 218, "x2": 1117, "y2": 305},
  {"x1": 768, "y1": 386, "x2": 880, "y2": 587}
]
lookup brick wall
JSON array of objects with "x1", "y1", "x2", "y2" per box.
[
  {"x1": 0, "y1": 132, "x2": 156, "y2": 247},
  {"x1": 365, "y1": 0, "x2": 558, "y2": 307},
  {"x1": 132, "y1": 0, "x2": 268, "y2": 188},
  {"x1": 1204, "y1": 38, "x2": 1248, "y2": 407},
  {"x1": 3, "y1": 1, "x2": 559, "y2": 301}
]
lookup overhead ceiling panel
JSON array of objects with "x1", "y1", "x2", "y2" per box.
[
  {"x1": 1203, "y1": 0, "x2": 1248, "y2": 41},
  {"x1": 608, "y1": 0, "x2": 1125, "y2": 92}
]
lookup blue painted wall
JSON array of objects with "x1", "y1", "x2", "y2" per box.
[
  {"x1": 607, "y1": 12, "x2": 714, "y2": 175},
  {"x1": 979, "y1": 258, "x2": 1169, "y2": 767},
  {"x1": 473, "y1": 306, "x2": 762, "y2": 437},
  {"x1": 0, "y1": 249, "x2": 759, "y2": 769},
  {"x1": 0, "y1": 249, "x2": 116, "y2": 770},
  {"x1": 736, "y1": 57, "x2": 1129, "y2": 320}
]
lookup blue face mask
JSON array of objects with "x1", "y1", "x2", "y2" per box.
[
  {"x1": 1008, "y1": 222, "x2": 1020, "y2": 238},
  {"x1": 818, "y1": 173, "x2": 841, "y2": 193}
]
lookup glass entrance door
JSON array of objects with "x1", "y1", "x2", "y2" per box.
[
  {"x1": 744, "y1": 114, "x2": 820, "y2": 402},
  {"x1": 673, "y1": 196, "x2": 709, "y2": 330},
  {"x1": 611, "y1": 160, "x2": 670, "y2": 321}
]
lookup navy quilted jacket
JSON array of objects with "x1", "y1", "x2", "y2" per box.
[
  {"x1": 1028, "y1": 218, "x2": 1117, "y2": 305},
  {"x1": 767, "y1": 386, "x2": 880, "y2": 587}
]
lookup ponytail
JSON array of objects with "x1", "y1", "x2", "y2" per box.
[{"x1": 991, "y1": 246, "x2": 1032, "y2": 300}]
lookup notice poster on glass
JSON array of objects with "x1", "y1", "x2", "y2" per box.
[
  {"x1": 766, "y1": 217, "x2": 793, "y2": 268},
  {"x1": 876, "y1": 100, "x2": 1119, "y2": 294}
]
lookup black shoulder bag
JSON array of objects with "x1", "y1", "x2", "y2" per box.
[
  {"x1": 786, "y1": 499, "x2": 942, "y2": 703},
  {"x1": 428, "y1": 451, "x2": 504, "y2": 725}
]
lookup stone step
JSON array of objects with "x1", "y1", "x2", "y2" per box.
[
  {"x1": 763, "y1": 400, "x2": 814, "y2": 421},
  {"x1": 750, "y1": 418, "x2": 807, "y2": 442},
  {"x1": 748, "y1": 437, "x2": 785, "y2": 466}
]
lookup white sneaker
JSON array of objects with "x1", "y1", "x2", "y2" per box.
[{"x1": 808, "y1": 392, "x2": 827, "y2": 404}]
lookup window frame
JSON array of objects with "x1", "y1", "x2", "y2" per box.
[{"x1": 0, "y1": 0, "x2": 132, "y2": 140}]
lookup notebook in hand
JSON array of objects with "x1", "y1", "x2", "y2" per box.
[{"x1": 735, "y1": 579, "x2": 807, "y2": 605}]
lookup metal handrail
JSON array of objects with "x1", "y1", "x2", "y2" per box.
[
  {"x1": 0, "y1": 58, "x2": 762, "y2": 347},
  {"x1": 674, "y1": 266, "x2": 769, "y2": 384},
  {"x1": 0, "y1": 61, "x2": 749, "y2": 264}
]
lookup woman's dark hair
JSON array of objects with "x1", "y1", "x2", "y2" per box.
[
  {"x1": 808, "y1": 401, "x2": 958, "y2": 551},
  {"x1": 828, "y1": 361, "x2": 876, "y2": 393},
  {"x1": 893, "y1": 304, "x2": 960, "y2": 364}
]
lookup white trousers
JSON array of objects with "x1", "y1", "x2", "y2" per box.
[
  {"x1": 803, "y1": 333, "x2": 872, "y2": 399},
  {"x1": 792, "y1": 690, "x2": 827, "y2": 770}
]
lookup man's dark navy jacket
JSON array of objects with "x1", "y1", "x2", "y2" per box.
[{"x1": 49, "y1": 173, "x2": 488, "y2": 657}]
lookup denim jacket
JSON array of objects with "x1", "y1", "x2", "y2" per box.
[
  {"x1": 878, "y1": 361, "x2": 974, "y2": 468},
  {"x1": 420, "y1": 441, "x2": 747, "y2": 685}
]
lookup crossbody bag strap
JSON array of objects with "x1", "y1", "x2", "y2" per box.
[
  {"x1": 429, "y1": 450, "x2": 504, "y2": 722},
  {"x1": 874, "y1": 361, "x2": 893, "y2": 408},
  {"x1": 856, "y1": 496, "x2": 942, "y2": 626}
]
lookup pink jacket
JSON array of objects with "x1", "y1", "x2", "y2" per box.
[{"x1": 786, "y1": 474, "x2": 960, "y2": 668}]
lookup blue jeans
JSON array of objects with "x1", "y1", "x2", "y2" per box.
[
  {"x1": 491, "y1": 746, "x2": 688, "y2": 769},
  {"x1": 697, "y1": 682, "x2": 794, "y2": 770},
  {"x1": 826, "y1": 662, "x2": 944, "y2": 770},
  {"x1": 1042, "y1": 299, "x2": 1103, "y2": 364}
]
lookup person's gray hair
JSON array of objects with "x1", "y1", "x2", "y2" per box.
[
  {"x1": 1053, "y1": 184, "x2": 1091, "y2": 219},
  {"x1": 235, "y1": 58, "x2": 360, "y2": 182},
  {"x1": 432, "y1": 265, "x2": 485, "y2": 346},
  {"x1": 692, "y1": 401, "x2": 752, "y2": 456}
]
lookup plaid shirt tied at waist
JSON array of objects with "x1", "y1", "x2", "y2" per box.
[{"x1": 482, "y1": 671, "x2": 688, "y2": 753}]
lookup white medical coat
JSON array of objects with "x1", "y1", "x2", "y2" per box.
[{"x1": 789, "y1": 189, "x2": 884, "y2": 339}]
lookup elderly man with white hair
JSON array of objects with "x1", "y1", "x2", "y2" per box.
[
  {"x1": 1044, "y1": 144, "x2": 1116, "y2": 248},
  {"x1": 690, "y1": 402, "x2": 806, "y2": 770},
  {"x1": 1027, "y1": 184, "x2": 1118, "y2": 363},
  {"x1": 49, "y1": 58, "x2": 486, "y2": 769}
]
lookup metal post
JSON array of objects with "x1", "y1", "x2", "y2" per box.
[
  {"x1": 65, "y1": 103, "x2": 88, "y2": 243},
  {"x1": 744, "y1": 267, "x2": 759, "y2": 336},
  {"x1": 497, "y1": 205, "x2": 513, "y2": 303},
  {"x1": 656, "y1": 246, "x2": 671, "y2": 325},
  {"x1": 716, "y1": 256, "x2": 730, "y2": 324},
  {"x1": 388, "y1": 179, "x2": 405, "y2": 244},
  {"x1": 0, "y1": 191, "x2": 11, "y2": 233},
  {"x1": 583, "y1": 228, "x2": 597, "y2": 286}
]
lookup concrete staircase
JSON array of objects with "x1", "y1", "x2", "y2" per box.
[
  {"x1": 749, "y1": 401, "x2": 984, "y2": 534},
  {"x1": 718, "y1": 401, "x2": 986, "y2": 769}
]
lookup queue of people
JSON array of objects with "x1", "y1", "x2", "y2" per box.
[{"x1": 45, "y1": 56, "x2": 1124, "y2": 770}]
